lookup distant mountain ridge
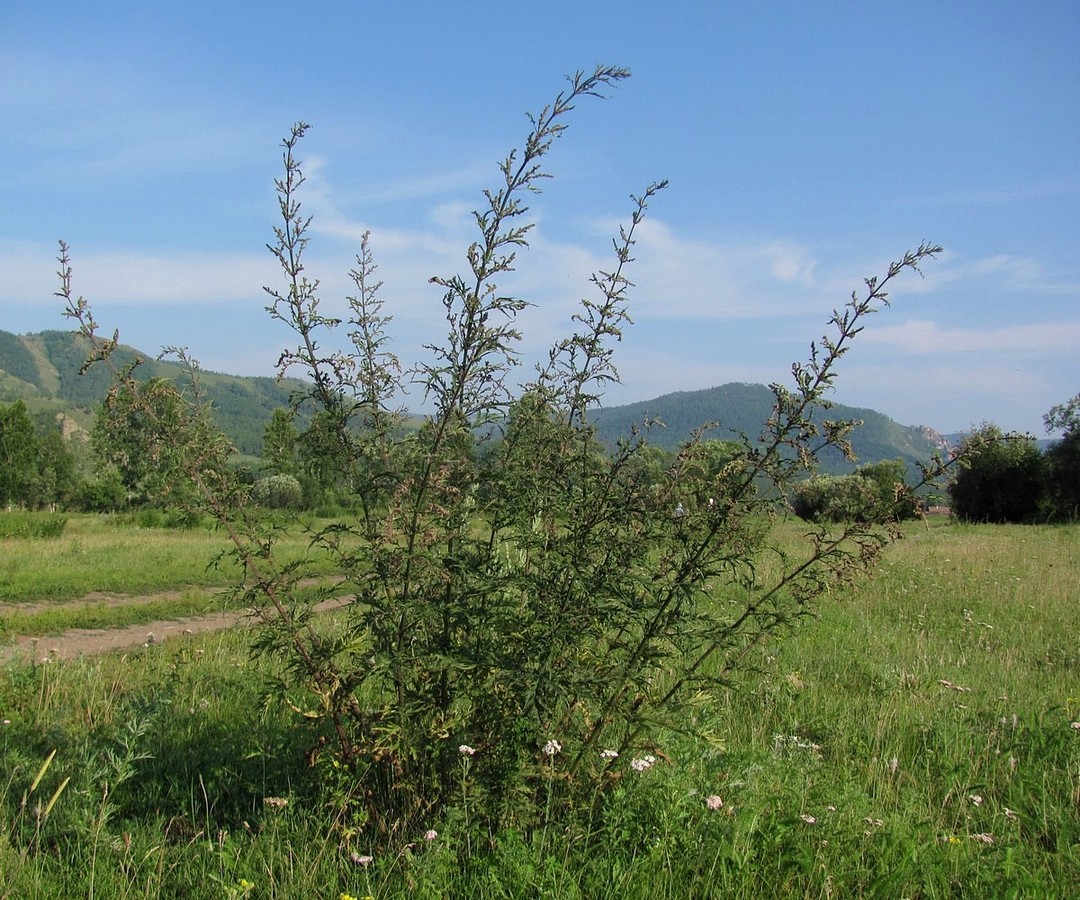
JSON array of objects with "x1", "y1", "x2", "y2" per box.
[
  {"x1": 0, "y1": 329, "x2": 299, "y2": 456},
  {"x1": 1, "y1": 329, "x2": 946, "y2": 471},
  {"x1": 592, "y1": 383, "x2": 948, "y2": 475}
]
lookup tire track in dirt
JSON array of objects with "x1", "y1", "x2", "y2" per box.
[
  {"x1": 1, "y1": 609, "x2": 251, "y2": 664},
  {"x1": 0, "y1": 589, "x2": 350, "y2": 665}
]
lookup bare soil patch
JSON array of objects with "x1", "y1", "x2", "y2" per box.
[{"x1": 1, "y1": 591, "x2": 348, "y2": 665}]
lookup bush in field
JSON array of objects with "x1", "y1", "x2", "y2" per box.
[
  {"x1": 791, "y1": 473, "x2": 878, "y2": 522},
  {"x1": 949, "y1": 424, "x2": 1047, "y2": 523},
  {"x1": 60, "y1": 66, "x2": 944, "y2": 849},
  {"x1": 0, "y1": 510, "x2": 67, "y2": 538},
  {"x1": 791, "y1": 459, "x2": 918, "y2": 523},
  {"x1": 857, "y1": 459, "x2": 919, "y2": 520},
  {"x1": 71, "y1": 467, "x2": 127, "y2": 512},
  {"x1": 252, "y1": 473, "x2": 304, "y2": 509}
]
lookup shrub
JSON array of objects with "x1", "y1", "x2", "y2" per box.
[
  {"x1": 949, "y1": 424, "x2": 1047, "y2": 523},
  {"x1": 791, "y1": 473, "x2": 878, "y2": 522},
  {"x1": 0, "y1": 511, "x2": 68, "y2": 539},
  {"x1": 791, "y1": 459, "x2": 918, "y2": 524},
  {"x1": 60, "y1": 66, "x2": 945, "y2": 849},
  {"x1": 252, "y1": 473, "x2": 304, "y2": 510},
  {"x1": 71, "y1": 468, "x2": 127, "y2": 512}
]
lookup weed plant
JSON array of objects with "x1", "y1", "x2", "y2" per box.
[{"x1": 53, "y1": 65, "x2": 959, "y2": 857}]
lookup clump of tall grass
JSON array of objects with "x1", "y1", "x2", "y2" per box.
[{"x1": 0, "y1": 511, "x2": 67, "y2": 540}]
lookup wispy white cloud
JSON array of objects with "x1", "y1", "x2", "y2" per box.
[
  {"x1": 347, "y1": 165, "x2": 497, "y2": 207},
  {"x1": 585, "y1": 219, "x2": 828, "y2": 320},
  {"x1": 911, "y1": 176, "x2": 1080, "y2": 208},
  {"x1": 838, "y1": 357, "x2": 1057, "y2": 432},
  {"x1": 890, "y1": 250, "x2": 1080, "y2": 297},
  {"x1": 859, "y1": 318, "x2": 1080, "y2": 356},
  {"x1": 0, "y1": 240, "x2": 275, "y2": 307}
]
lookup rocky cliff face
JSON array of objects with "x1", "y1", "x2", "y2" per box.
[{"x1": 918, "y1": 425, "x2": 953, "y2": 455}]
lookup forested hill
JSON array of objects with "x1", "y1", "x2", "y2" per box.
[
  {"x1": 2, "y1": 329, "x2": 946, "y2": 470},
  {"x1": 591, "y1": 383, "x2": 948, "y2": 475},
  {"x1": 0, "y1": 329, "x2": 298, "y2": 456}
]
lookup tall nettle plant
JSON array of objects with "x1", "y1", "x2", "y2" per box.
[{"x1": 60, "y1": 65, "x2": 944, "y2": 848}]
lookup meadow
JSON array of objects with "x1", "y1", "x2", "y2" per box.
[
  {"x1": 0, "y1": 513, "x2": 340, "y2": 641},
  {"x1": 1, "y1": 514, "x2": 1077, "y2": 898}
]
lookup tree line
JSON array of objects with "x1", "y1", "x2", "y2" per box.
[
  {"x1": 2, "y1": 389, "x2": 1077, "y2": 525},
  {"x1": 947, "y1": 397, "x2": 1080, "y2": 523},
  {"x1": 787, "y1": 394, "x2": 1080, "y2": 525}
]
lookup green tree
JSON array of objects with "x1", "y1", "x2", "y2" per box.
[
  {"x1": 1043, "y1": 392, "x2": 1080, "y2": 520},
  {"x1": 0, "y1": 402, "x2": 77, "y2": 509},
  {"x1": 262, "y1": 407, "x2": 300, "y2": 476},
  {"x1": 855, "y1": 458, "x2": 918, "y2": 521},
  {"x1": 32, "y1": 427, "x2": 78, "y2": 509},
  {"x1": 92, "y1": 374, "x2": 226, "y2": 509},
  {"x1": 949, "y1": 424, "x2": 1047, "y2": 523},
  {"x1": 0, "y1": 401, "x2": 41, "y2": 507}
]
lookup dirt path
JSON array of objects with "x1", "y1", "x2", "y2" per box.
[
  {"x1": 0, "y1": 592, "x2": 349, "y2": 665},
  {"x1": 1, "y1": 609, "x2": 251, "y2": 664}
]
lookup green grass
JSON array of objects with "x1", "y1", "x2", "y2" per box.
[
  {"x1": 0, "y1": 586, "x2": 236, "y2": 639},
  {"x1": 0, "y1": 519, "x2": 1077, "y2": 897},
  {"x1": 692, "y1": 520, "x2": 1080, "y2": 897},
  {"x1": 0, "y1": 512, "x2": 339, "y2": 605},
  {"x1": 0, "y1": 512, "x2": 348, "y2": 642},
  {"x1": 0, "y1": 514, "x2": 242, "y2": 603}
]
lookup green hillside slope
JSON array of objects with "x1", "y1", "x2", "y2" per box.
[
  {"x1": 2, "y1": 329, "x2": 947, "y2": 470},
  {"x1": 592, "y1": 383, "x2": 946, "y2": 475},
  {"x1": 0, "y1": 329, "x2": 299, "y2": 456}
]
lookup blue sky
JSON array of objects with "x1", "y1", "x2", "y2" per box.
[{"x1": 3, "y1": 1, "x2": 1077, "y2": 436}]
